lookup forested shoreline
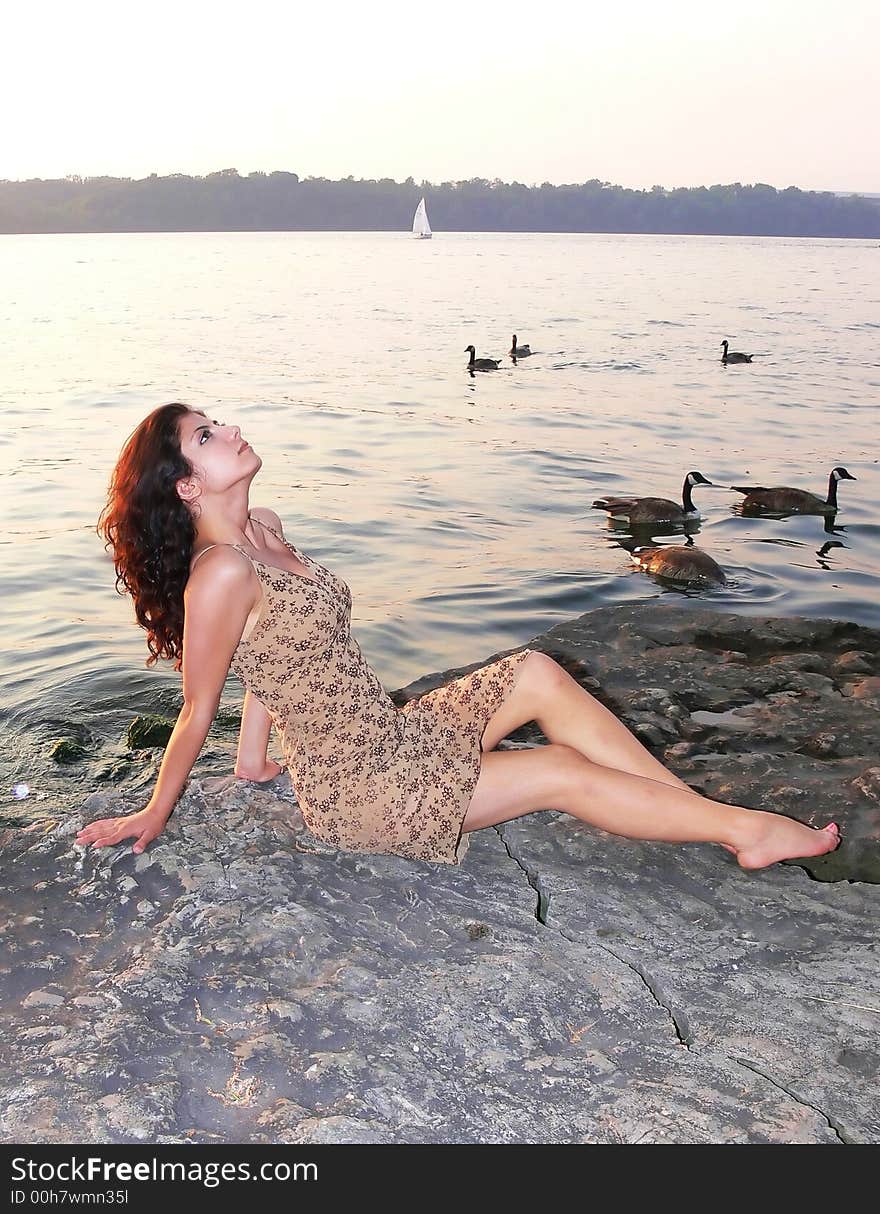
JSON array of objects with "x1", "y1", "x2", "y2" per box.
[{"x1": 1, "y1": 170, "x2": 878, "y2": 237}]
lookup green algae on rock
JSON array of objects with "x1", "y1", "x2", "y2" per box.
[
  {"x1": 126, "y1": 714, "x2": 175, "y2": 750},
  {"x1": 49, "y1": 739, "x2": 87, "y2": 764}
]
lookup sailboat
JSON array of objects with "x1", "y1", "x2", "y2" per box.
[{"x1": 412, "y1": 196, "x2": 432, "y2": 240}]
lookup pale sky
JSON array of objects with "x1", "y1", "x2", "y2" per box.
[{"x1": 2, "y1": 0, "x2": 875, "y2": 193}]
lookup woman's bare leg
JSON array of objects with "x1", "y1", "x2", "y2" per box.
[
  {"x1": 484, "y1": 652, "x2": 733, "y2": 854},
  {"x1": 463, "y1": 744, "x2": 839, "y2": 871},
  {"x1": 489, "y1": 653, "x2": 694, "y2": 792}
]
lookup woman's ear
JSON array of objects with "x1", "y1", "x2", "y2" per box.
[{"x1": 175, "y1": 476, "x2": 200, "y2": 505}]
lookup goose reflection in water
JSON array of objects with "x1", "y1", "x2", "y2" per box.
[
  {"x1": 601, "y1": 514, "x2": 703, "y2": 541},
  {"x1": 821, "y1": 515, "x2": 847, "y2": 537},
  {"x1": 816, "y1": 540, "x2": 847, "y2": 571}
]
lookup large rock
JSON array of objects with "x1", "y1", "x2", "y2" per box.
[{"x1": 1, "y1": 605, "x2": 878, "y2": 1144}]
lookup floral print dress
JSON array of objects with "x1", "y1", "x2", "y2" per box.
[{"x1": 227, "y1": 521, "x2": 534, "y2": 864}]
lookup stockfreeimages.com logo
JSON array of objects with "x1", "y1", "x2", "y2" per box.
[{"x1": 11, "y1": 1157, "x2": 317, "y2": 1189}]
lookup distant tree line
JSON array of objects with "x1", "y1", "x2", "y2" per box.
[{"x1": 1, "y1": 169, "x2": 877, "y2": 237}]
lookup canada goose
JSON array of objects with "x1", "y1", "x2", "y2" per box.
[
  {"x1": 630, "y1": 541, "x2": 727, "y2": 587},
  {"x1": 731, "y1": 466, "x2": 856, "y2": 514},
  {"x1": 721, "y1": 339, "x2": 753, "y2": 364},
  {"x1": 465, "y1": 344, "x2": 502, "y2": 371},
  {"x1": 510, "y1": 334, "x2": 532, "y2": 357},
  {"x1": 592, "y1": 471, "x2": 714, "y2": 525}
]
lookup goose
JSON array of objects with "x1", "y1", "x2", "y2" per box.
[
  {"x1": 465, "y1": 344, "x2": 502, "y2": 371},
  {"x1": 730, "y1": 466, "x2": 856, "y2": 515},
  {"x1": 510, "y1": 334, "x2": 532, "y2": 357},
  {"x1": 630, "y1": 540, "x2": 726, "y2": 587},
  {"x1": 721, "y1": 339, "x2": 753, "y2": 364},
  {"x1": 592, "y1": 471, "x2": 714, "y2": 525}
]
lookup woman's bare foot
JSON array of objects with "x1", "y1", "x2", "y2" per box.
[
  {"x1": 234, "y1": 758, "x2": 285, "y2": 784},
  {"x1": 734, "y1": 812, "x2": 840, "y2": 871}
]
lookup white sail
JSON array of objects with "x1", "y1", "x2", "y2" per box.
[{"x1": 412, "y1": 197, "x2": 432, "y2": 239}]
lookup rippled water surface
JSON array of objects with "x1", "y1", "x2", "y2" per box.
[{"x1": 1, "y1": 231, "x2": 877, "y2": 821}]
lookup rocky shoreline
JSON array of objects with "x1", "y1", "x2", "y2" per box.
[{"x1": 2, "y1": 604, "x2": 878, "y2": 1143}]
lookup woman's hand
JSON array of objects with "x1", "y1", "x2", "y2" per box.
[{"x1": 75, "y1": 807, "x2": 169, "y2": 854}]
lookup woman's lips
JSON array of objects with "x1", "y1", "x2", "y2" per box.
[{"x1": 238, "y1": 441, "x2": 250, "y2": 453}]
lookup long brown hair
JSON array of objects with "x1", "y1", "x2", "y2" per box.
[{"x1": 98, "y1": 403, "x2": 198, "y2": 669}]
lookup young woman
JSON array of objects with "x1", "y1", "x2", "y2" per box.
[{"x1": 76, "y1": 403, "x2": 841, "y2": 871}]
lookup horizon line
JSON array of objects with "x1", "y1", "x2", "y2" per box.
[{"x1": 2, "y1": 169, "x2": 879, "y2": 198}]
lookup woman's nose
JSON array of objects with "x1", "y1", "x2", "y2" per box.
[{"x1": 228, "y1": 424, "x2": 241, "y2": 441}]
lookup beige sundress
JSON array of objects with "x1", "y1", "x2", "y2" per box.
[{"x1": 197, "y1": 518, "x2": 533, "y2": 864}]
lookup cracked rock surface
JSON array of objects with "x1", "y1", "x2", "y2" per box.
[{"x1": 1, "y1": 605, "x2": 878, "y2": 1144}]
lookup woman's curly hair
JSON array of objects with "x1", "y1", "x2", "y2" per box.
[{"x1": 98, "y1": 402, "x2": 199, "y2": 670}]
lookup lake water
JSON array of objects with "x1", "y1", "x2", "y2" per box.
[{"x1": 1, "y1": 231, "x2": 877, "y2": 825}]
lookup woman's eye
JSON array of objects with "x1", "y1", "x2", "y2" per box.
[{"x1": 199, "y1": 431, "x2": 210, "y2": 444}]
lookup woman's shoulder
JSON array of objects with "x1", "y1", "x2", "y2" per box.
[{"x1": 185, "y1": 543, "x2": 254, "y2": 592}]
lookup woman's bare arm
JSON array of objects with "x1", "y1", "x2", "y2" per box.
[
  {"x1": 75, "y1": 549, "x2": 258, "y2": 853},
  {"x1": 235, "y1": 690, "x2": 284, "y2": 781}
]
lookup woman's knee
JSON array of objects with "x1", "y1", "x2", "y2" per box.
[
  {"x1": 543, "y1": 742, "x2": 595, "y2": 804},
  {"x1": 519, "y1": 651, "x2": 571, "y2": 705},
  {"x1": 463, "y1": 742, "x2": 591, "y2": 831}
]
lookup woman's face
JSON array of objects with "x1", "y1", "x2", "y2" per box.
[{"x1": 175, "y1": 409, "x2": 261, "y2": 503}]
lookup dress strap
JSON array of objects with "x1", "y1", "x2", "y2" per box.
[
  {"x1": 191, "y1": 517, "x2": 284, "y2": 571},
  {"x1": 190, "y1": 543, "x2": 220, "y2": 570},
  {"x1": 190, "y1": 542, "x2": 255, "y2": 570},
  {"x1": 249, "y1": 513, "x2": 282, "y2": 540}
]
